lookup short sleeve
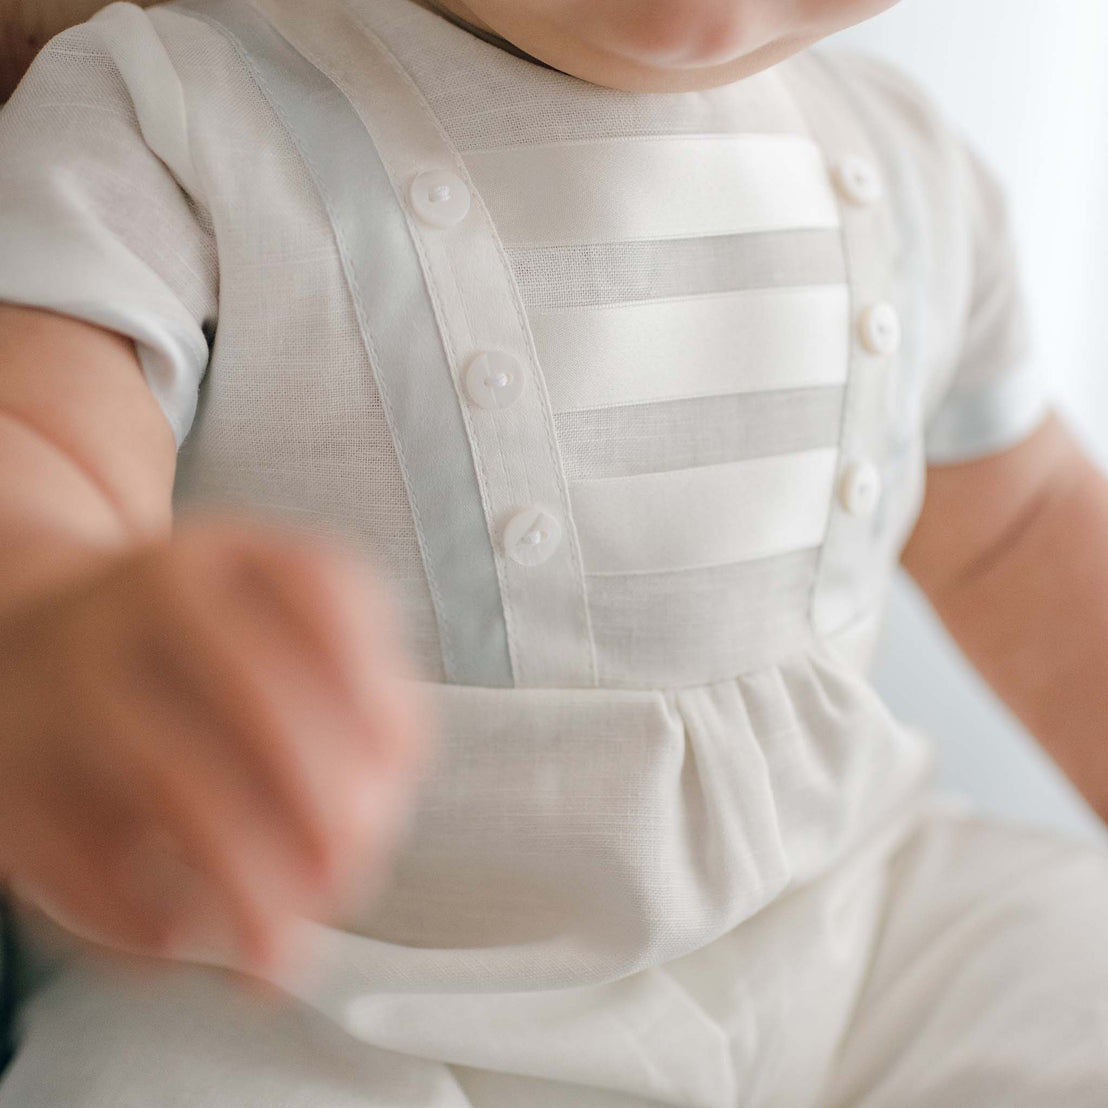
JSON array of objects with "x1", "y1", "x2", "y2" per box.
[
  {"x1": 0, "y1": 3, "x2": 217, "y2": 448},
  {"x1": 922, "y1": 142, "x2": 1048, "y2": 464}
]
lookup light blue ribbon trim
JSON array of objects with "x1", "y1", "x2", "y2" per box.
[{"x1": 172, "y1": 0, "x2": 513, "y2": 686}]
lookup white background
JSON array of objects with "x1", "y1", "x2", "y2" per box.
[{"x1": 832, "y1": 0, "x2": 1108, "y2": 840}]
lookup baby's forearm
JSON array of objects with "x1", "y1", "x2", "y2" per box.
[
  {"x1": 0, "y1": 305, "x2": 174, "y2": 617},
  {"x1": 0, "y1": 410, "x2": 129, "y2": 616},
  {"x1": 908, "y1": 417, "x2": 1108, "y2": 822}
]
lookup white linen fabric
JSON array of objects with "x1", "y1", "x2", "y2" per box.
[
  {"x1": 4, "y1": 802, "x2": 1108, "y2": 1108},
  {"x1": 0, "y1": 0, "x2": 1100, "y2": 1103}
]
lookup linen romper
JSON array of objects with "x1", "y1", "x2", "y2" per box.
[{"x1": 1, "y1": 0, "x2": 1108, "y2": 1104}]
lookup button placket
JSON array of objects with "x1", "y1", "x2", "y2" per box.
[
  {"x1": 839, "y1": 460, "x2": 882, "y2": 518},
  {"x1": 833, "y1": 154, "x2": 883, "y2": 207},
  {"x1": 782, "y1": 59, "x2": 902, "y2": 638},
  {"x1": 376, "y1": 101, "x2": 592, "y2": 686},
  {"x1": 244, "y1": 0, "x2": 597, "y2": 689},
  {"x1": 826, "y1": 156, "x2": 897, "y2": 628},
  {"x1": 464, "y1": 351, "x2": 526, "y2": 410},
  {"x1": 504, "y1": 506, "x2": 563, "y2": 566},
  {"x1": 858, "y1": 301, "x2": 902, "y2": 356},
  {"x1": 409, "y1": 169, "x2": 471, "y2": 229}
]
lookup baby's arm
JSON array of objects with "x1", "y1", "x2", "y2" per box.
[
  {"x1": 0, "y1": 304, "x2": 174, "y2": 608},
  {"x1": 902, "y1": 411, "x2": 1108, "y2": 822},
  {"x1": 0, "y1": 304, "x2": 431, "y2": 975}
]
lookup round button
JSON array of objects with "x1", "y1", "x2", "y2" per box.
[
  {"x1": 409, "y1": 169, "x2": 471, "y2": 229},
  {"x1": 833, "y1": 155, "x2": 883, "y2": 207},
  {"x1": 858, "y1": 301, "x2": 902, "y2": 356},
  {"x1": 464, "y1": 351, "x2": 526, "y2": 410},
  {"x1": 504, "y1": 506, "x2": 562, "y2": 566},
  {"x1": 839, "y1": 460, "x2": 882, "y2": 518}
]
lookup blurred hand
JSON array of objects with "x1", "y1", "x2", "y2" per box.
[{"x1": 0, "y1": 514, "x2": 434, "y2": 978}]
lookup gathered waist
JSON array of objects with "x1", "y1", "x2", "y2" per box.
[{"x1": 299, "y1": 646, "x2": 934, "y2": 996}]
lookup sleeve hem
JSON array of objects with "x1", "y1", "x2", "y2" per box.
[{"x1": 0, "y1": 293, "x2": 207, "y2": 450}]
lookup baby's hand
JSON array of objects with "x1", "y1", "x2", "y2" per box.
[{"x1": 0, "y1": 515, "x2": 433, "y2": 977}]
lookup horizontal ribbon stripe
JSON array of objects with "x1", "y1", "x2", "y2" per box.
[
  {"x1": 571, "y1": 448, "x2": 839, "y2": 576},
  {"x1": 465, "y1": 134, "x2": 841, "y2": 246},
  {"x1": 536, "y1": 285, "x2": 851, "y2": 413}
]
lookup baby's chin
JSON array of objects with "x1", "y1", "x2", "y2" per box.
[
  {"x1": 446, "y1": 0, "x2": 901, "y2": 90},
  {"x1": 572, "y1": 0, "x2": 898, "y2": 65},
  {"x1": 568, "y1": 36, "x2": 822, "y2": 92},
  {"x1": 576, "y1": 0, "x2": 777, "y2": 68},
  {"x1": 457, "y1": 0, "x2": 825, "y2": 91},
  {"x1": 516, "y1": 28, "x2": 820, "y2": 92}
]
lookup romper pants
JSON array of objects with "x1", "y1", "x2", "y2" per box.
[{"x1": 1, "y1": 800, "x2": 1107, "y2": 1107}]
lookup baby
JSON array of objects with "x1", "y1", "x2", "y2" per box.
[{"x1": 0, "y1": 0, "x2": 1107, "y2": 1103}]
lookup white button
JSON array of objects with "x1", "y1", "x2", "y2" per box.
[
  {"x1": 858, "y1": 302, "x2": 901, "y2": 356},
  {"x1": 409, "y1": 170, "x2": 471, "y2": 229},
  {"x1": 464, "y1": 351, "x2": 526, "y2": 410},
  {"x1": 839, "y1": 461, "x2": 881, "y2": 518},
  {"x1": 833, "y1": 155, "x2": 883, "y2": 207},
  {"x1": 504, "y1": 506, "x2": 562, "y2": 566}
]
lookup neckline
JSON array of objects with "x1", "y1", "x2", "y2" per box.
[{"x1": 412, "y1": 0, "x2": 560, "y2": 72}]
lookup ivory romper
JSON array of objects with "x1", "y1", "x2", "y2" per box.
[{"x1": 1, "y1": 0, "x2": 1107, "y2": 1104}]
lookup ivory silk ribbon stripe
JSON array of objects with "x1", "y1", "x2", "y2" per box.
[
  {"x1": 536, "y1": 285, "x2": 851, "y2": 413},
  {"x1": 172, "y1": 0, "x2": 516, "y2": 687},
  {"x1": 571, "y1": 448, "x2": 840, "y2": 576},
  {"x1": 463, "y1": 134, "x2": 842, "y2": 247}
]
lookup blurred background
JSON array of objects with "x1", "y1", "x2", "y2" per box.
[{"x1": 834, "y1": 0, "x2": 1108, "y2": 841}]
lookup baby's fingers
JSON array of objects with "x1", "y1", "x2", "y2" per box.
[
  {"x1": 83, "y1": 682, "x2": 323, "y2": 976},
  {"x1": 147, "y1": 553, "x2": 417, "y2": 888},
  {"x1": 183, "y1": 521, "x2": 433, "y2": 779},
  {"x1": 0, "y1": 779, "x2": 179, "y2": 960}
]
